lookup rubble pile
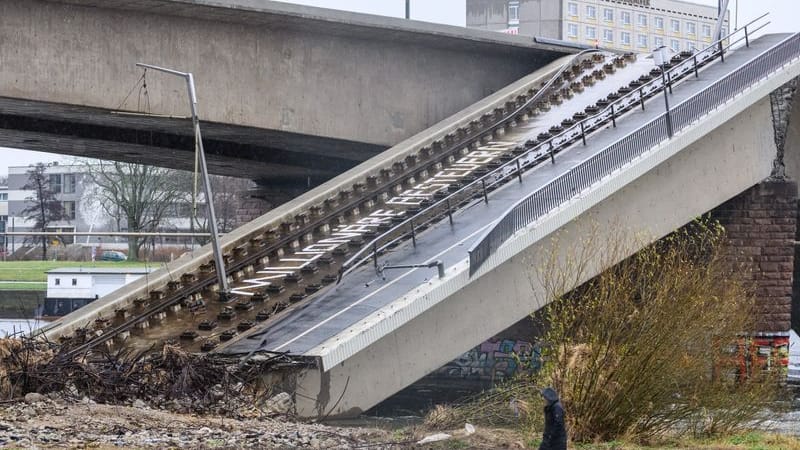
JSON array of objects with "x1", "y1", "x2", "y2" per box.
[{"x1": 0, "y1": 337, "x2": 309, "y2": 416}]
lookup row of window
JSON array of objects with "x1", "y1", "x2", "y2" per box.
[
  {"x1": 566, "y1": 23, "x2": 699, "y2": 51},
  {"x1": 53, "y1": 277, "x2": 78, "y2": 286},
  {"x1": 566, "y1": 3, "x2": 718, "y2": 37}
]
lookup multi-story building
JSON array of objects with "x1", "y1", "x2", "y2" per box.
[
  {"x1": 467, "y1": 0, "x2": 729, "y2": 53},
  {"x1": 5, "y1": 164, "x2": 204, "y2": 254}
]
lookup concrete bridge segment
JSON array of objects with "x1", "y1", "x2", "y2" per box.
[{"x1": 0, "y1": 0, "x2": 572, "y2": 186}]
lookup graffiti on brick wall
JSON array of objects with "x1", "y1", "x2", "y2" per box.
[
  {"x1": 434, "y1": 338, "x2": 541, "y2": 382},
  {"x1": 737, "y1": 336, "x2": 790, "y2": 378}
]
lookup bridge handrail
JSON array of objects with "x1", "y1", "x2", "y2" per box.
[
  {"x1": 338, "y1": 48, "x2": 601, "y2": 278},
  {"x1": 339, "y1": 14, "x2": 771, "y2": 280},
  {"x1": 467, "y1": 30, "x2": 800, "y2": 276}
]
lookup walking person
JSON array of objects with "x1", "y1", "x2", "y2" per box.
[{"x1": 539, "y1": 387, "x2": 567, "y2": 450}]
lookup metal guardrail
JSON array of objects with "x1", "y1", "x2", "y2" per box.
[
  {"x1": 468, "y1": 30, "x2": 800, "y2": 276},
  {"x1": 337, "y1": 48, "x2": 601, "y2": 278},
  {"x1": 339, "y1": 15, "x2": 772, "y2": 280}
]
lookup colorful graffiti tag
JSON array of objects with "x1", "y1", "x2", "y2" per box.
[{"x1": 434, "y1": 338, "x2": 540, "y2": 382}]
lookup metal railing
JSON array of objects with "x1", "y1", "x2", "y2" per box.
[
  {"x1": 336, "y1": 48, "x2": 601, "y2": 278},
  {"x1": 468, "y1": 30, "x2": 800, "y2": 276}
]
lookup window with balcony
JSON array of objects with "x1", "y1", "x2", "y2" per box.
[
  {"x1": 603, "y1": 8, "x2": 614, "y2": 22},
  {"x1": 586, "y1": 5, "x2": 596, "y2": 19},
  {"x1": 508, "y1": 1, "x2": 519, "y2": 25},
  {"x1": 586, "y1": 26, "x2": 597, "y2": 40},
  {"x1": 603, "y1": 29, "x2": 614, "y2": 42},
  {"x1": 671, "y1": 19, "x2": 680, "y2": 33},
  {"x1": 654, "y1": 16, "x2": 664, "y2": 30},
  {"x1": 621, "y1": 32, "x2": 631, "y2": 45},
  {"x1": 638, "y1": 34, "x2": 648, "y2": 48},
  {"x1": 567, "y1": 2, "x2": 578, "y2": 17},
  {"x1": 621, "y1": 11, "x2": 631, "y2": 25},
  {"x1": 567, "y1": 23, "x2": 578, "y2": 38},
  {"x1": 638, "y1": 13, "x2": 647, "y2": 27}
]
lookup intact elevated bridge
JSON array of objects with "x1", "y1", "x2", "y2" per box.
[
  {"x1": 0, "y1": 0, "x2": 571, "y2": 187},
  {"x1": 39, "y1": 14, "x2": 800, "y2": 417}
]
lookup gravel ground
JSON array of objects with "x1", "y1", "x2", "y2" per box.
[{"x1": 0, "y1": 396, "x2": 398, "y2": 449}]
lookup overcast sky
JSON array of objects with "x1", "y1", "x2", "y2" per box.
[{"x1": 1, "y1": 0, "x2": 795, "y2": 178}]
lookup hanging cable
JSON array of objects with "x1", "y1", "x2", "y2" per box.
[{"x1": 115, "y1": 71, "x2": 146, "y2": 111}]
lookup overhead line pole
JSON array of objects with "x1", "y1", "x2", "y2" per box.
[{"x1": 135, "y1": 63, "x2": 230, "y2": 301}]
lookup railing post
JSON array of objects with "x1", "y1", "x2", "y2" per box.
[
  {"x1": 516, "y1": 159, "x2": 523, "y2": 183},
  {"x1": 611, "y1": 104, "x2": 617, "y2": 128},
  {"x1": 744, "y1": 25, "x2": 750, "y2": 47},
  {"x1": 481, "y1": 179, "x2": 489, "y2": 204},
  {"x1": 693, "y1": 55, "x2": 699, "y2": 78},
  {"x1": 719, "y1": 41, "x2": 724, "y2": 62},
  {"x1": 446, "y1": 198, "x2": 453, "y2": 226},
  {"x1": 549, "y1": 141, "x2": 555, "y2": 164},
  {"x1": 639, "y1": 90, "x2": 645, "y2": 110},
  {"x1": 410, "y1": 220, "x2": 416, "y2": 248},
  {"x1": 580, "y1": 121, "x2": 587, "y2": 144},
  {"x1": 660, "y1": 67, "x2": 673, "y2": 138},
  {"x1": 372, "y1": 242, "x2": 378, "y2": 269}
]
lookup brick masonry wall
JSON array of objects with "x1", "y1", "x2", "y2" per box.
[{"x1": 711, "y1": 179, "x2": 798, "y2": 333}]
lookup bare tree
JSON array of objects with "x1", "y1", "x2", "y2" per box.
[
  {"x1": 82, "y1": 161, "x2": 189, "y2": 261},
  {"x1": 189, "y1": 175, "x2": 254, "y2": 241},
  {"x1": 21, "y1": 163, "x2": 64, "y2": 260}
]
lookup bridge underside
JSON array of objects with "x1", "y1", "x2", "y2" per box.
[{"x1": 0, "y1": 96, "x2": 386, "y2": 185}]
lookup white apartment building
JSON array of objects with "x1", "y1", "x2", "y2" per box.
[{"x1": 467, "y1": 0, "x2": 730, "y2": 53}]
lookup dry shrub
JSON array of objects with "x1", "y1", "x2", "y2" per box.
[{"x1": 532, "y1": 219, "x2": 781, "y2": 442}]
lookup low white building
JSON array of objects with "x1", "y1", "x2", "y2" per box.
[{"x1": 43, "y1": 267, "x2": 153, "y2": 317}]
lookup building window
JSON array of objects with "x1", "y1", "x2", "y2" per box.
[
  {"x1": 72, "y1": 278, "x2": 77, "y2": 286},
  {"x1": 63, "y1": 174, "x2": 77, "y2": 194},
  {"x1": 603, "y1": 8, "x2": 614, "y2": 22},
  {"x1": 671, "y1": 39, "x2": 680, "y2": 51},
  {"x1": 0, "y1": 193, "x2": 7, "y2": 201},
  {"x1": 654, "y1": 36, "x2": 664, "y2": 47},
  {"x1": 586, "y1": 26, "x2": 597, "y2": 40},
  {"x1": 686, "y1": 22, "x2": 696, "y2": 36},
  {"x1": 638, "y1": 13, "x2": 647, "y2": 27},
  {"x1": 685, "y1": 41, "x2": 695, "y2": 51},
  {"x1": 621, "y1": 11, "x2": 631, "y2": 26},
  {"x1": 567, "y1": 2, "x2": 578, "y2": 17},
  {"x1": 508, "y1": 1, "x2": 519, "y2": 25},
  {"x1": 49, "y1": 174, "x2": 62, "y2": 194},
  {"x1": 638, "y1": 34, "x2": 648, "y2": 48},
  {"x1": 721, "y1": 27, "x2": 728, "y2": 37},
  {"x1": 671, "y1": 19, "x2": 680, "y2": 33},
  {"x1": 603, "y1": 29, "x2": 614, "y2": 43},
  {"x1": 621, "y1": 32, "x2": 631, "y2": 46},
  {"x1": 567, "y1": 23, "x2": 578, "y2": 38},
  {"x1": 654, "y1": 16, "x2": 664, "y2": 30},
  {"x1": 55, "y1": 278, "x2": 60, "y2": 286},
  {"x1": 702, "y1": 24, "x2": 712, "y2": 38},
  {"x1": 63, "y1": 201, "x2": 76, "y2": 220},
  {"x1": 586, "y1": 5, "x2": 596, "y2": 20}
]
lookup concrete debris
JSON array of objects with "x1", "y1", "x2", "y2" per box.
[
  {"x1": 417, "y1": 432, "x2": 452, "y2": 444},
  {"x1": 465, "y1": 423, "x2": 476, "y2": 435},
  {"x1": 266, "y1": 392, "x2": 294, "y2": 415},
  {"x1": 23, "y1": 392, "x2": 44, "y2": 403}
]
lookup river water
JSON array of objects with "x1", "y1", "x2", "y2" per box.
[{"x1": 0, "y1": 318, "x2": 48, "y2": 337}]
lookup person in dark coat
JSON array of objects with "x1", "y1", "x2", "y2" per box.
[{"x1": 539, "y1": 387, "x2": 567, "y2": 450}]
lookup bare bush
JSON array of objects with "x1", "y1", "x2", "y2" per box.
[{"x1": 532, "y1": 219, "x2": 781, "y2": 441}]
